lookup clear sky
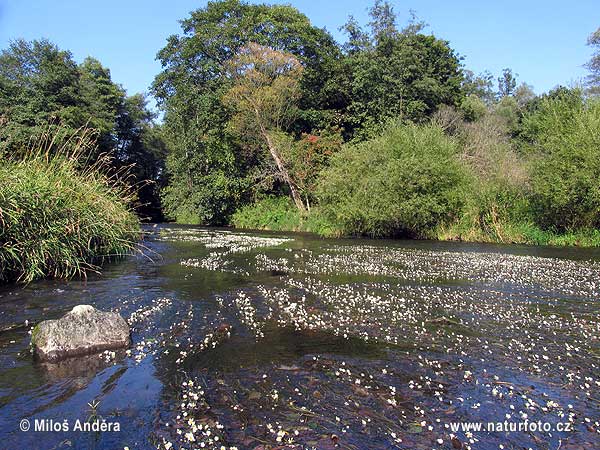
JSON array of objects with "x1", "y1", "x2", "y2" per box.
[{"x1": 1, "y1": 0, "x2": 598, "y2": 108}]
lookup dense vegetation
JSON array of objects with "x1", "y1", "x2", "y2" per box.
[
  {"x1": 0, "y1": 130, "x2": 140, "y2": 283},
  {"x1": 2, "y1": 0, "x2": 600, "y2": 257},
  {"x1": 150, "y1": 0, "x2": 600, "y2": 245},
  {"x1": 317, "y1": 124, "x2": 467, "y2": 237},
  {"x1": 0, "y1": 39, "x2": 166, "y2": 220}
]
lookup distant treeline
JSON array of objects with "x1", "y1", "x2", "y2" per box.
[{"x1": 2, "y1": 0, "x2": 600, "y2": 246}]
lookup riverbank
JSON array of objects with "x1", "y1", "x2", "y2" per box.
[
  {"x1": 231, "y1": 197, "x2": 600, "y2": 247},
  {"x1": 0, "y1": 146, "x2": 140, "y2": 283}
]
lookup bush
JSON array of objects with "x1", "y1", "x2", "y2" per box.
[
  {"x1": 0, "y1": 133, "x2": 140, "y2": 283},
  {"x1": 316, "y1": 123, "x2": 468, "y2": 237},
  {"x1": 523, "y1": 93, "x2": 600, "y2": 230},
  {"x1": 438, "y1": 180, "x2": 532, "y2": 244}
]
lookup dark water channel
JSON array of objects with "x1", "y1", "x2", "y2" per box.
[{"x1": 0, "y1": 225, "x2": 598, "y2": 450}]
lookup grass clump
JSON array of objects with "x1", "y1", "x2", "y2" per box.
[{"x1": 0, "y1": 130, "x2": 140, "y2": 283}]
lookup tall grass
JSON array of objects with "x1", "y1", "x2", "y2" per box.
[{"x1": 0, "y1": 128, "x2": 140, "y2": 283}]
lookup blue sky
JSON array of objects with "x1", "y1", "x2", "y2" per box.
[{"x1": 1, "y1": 0, "x2": 598, "y2": 108}]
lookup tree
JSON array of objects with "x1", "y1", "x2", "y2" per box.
[
  {"x1": 78, "y1": 57, "x2": 124, "y2": 157},
  {"x1": 153, "y1": 0, "x2": 341, "y2": 223},
  {"x1": 585, "y1": 27, "x2": 600, "y2": 93},
  {"x1": 0, "y1": 39, "x2": 80, "y2": 154},
  {"x1": 115, "y1": 94, "x2": 167, "y2": 220},
  {"x1": 0, "y1": 39, "x2": 166, "y2": 219},
  {"x1": 281, "y1": 129, "x2": 342, "y2": 210},
  {"x1": 341, "y1": 31, "x2": 464, "y2": 137},
  {"x1": 224, "y1": 43, "x2": 306, "y2": 211},
  {"x1": 462, "y1": 70, "x2": 495, "y2": 104},
  {"x1": 339, "y1": 16, "x2": 371, "y2": 54},
  {"x1": 368, "y1": 0, "x2": 398, "y2": 42},
  {"x1": 520, "y1": 88, "x2": 600, "y2": 230},
  {"x1": 0, "y1": 40, "x2": 123, "y2": 160},
  {"x1": 497, "y1": 68, "x2": 517, "y2": 98}
]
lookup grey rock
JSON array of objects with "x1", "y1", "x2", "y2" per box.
[{"x1": 31, "y1": 305, "x2": 130, "y2": 362}]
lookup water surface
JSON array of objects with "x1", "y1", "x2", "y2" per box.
[{"x1": 0, "y1": 225, "x2": 598, "y2": 449}]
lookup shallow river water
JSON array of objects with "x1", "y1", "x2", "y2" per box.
[{"x1": 0, "y1": 225, "x2": 599, "y2": 450}]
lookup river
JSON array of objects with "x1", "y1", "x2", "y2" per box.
[{"x1": 0, "y1": 225, "x2": 598, "y2": 449}]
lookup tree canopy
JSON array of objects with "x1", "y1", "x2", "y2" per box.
[{"x1": 153, "y1": 0, "x2": 466, "y2": 223}]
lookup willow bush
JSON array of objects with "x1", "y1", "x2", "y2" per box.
[
  {"x1": 523, "y1": 94, "x2": 600, "y2": 231},
  {"x1": 317, "y1": 123, "x2": 468, "y2": 237}
]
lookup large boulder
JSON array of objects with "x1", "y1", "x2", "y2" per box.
[{"x1": 31, "y1": 305, "x2": 130, "y2": 362}]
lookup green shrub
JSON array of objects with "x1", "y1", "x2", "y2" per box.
[
  {"x1": 316, "y1": 123, "x2": 468, "y2": 237},
  {"x1": 523, "y1": 93, "x2": 600, "y2": 230},
  {"x1": 437, "y1": 109, "x2": 535, "y2": 244},
  {"x1": 0, "y1": 134, "x2": 140, "y2": 283}
]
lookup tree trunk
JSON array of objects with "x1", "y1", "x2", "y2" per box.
[{"x1": 261, "y1": 128, "x2": 306, "y2": 212}]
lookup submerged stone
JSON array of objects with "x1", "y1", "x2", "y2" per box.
[{"x1": 31, "y1": 305, "x2": 130, "y2": 362}]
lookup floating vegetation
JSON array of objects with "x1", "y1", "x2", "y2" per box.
[
  {"x1": 2, "y1": 227, "x2": 599, "y2": 450},
  {"x1": 163, "y1": 227, "x2": 293, "y2": 274},
  {"x1": 145, "y1": 229, "x2": 600, "y2": 449}
]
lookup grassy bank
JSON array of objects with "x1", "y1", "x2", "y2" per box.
[
  {"x1": 437, "y1": 220, "x2": 600, "y2": 247},
  {"x1": 0, "y1": 135, "x2": 140, "y2": 283},
  {"x1": 231, "y1": 197, "x2": 336, "y2": 235},
  {"x1": 231, "y1": 196, "x2": 600, "y2": 247}
]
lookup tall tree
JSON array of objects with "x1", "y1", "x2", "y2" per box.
[
  {"x1": 462, "y1": 70, "x2": 495, "y2": 104},
  {"x1": 340, "y1": 32, "x2": 464, "y2": 137},
  {"x1": 0, "y1": 39, "x2": 166, "y2": 219},
  {"x1": 152, "y1": 0, "x2": 341, "y2": 223},
  {"x1": 224, "y1": 43, "x2": 306, "y2": 211},
  {"x1": 368, "y1": 0, "x2": 398, "y2": 42},
  {"x1": 0, "y1": 39, "x2": 80, "y2": 154},
  {"x1": 497, "y1": 68, "x2": 518, "y2": 98},
  {"x1": 339, "y1": 16, "x2": 371, "y2": 54},
  {"x1": 115, "y1": 94, "x2": 167, "y2": 220}
]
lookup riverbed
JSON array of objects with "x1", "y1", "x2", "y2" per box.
[{"x1": 0, "y1": 225, "x2": 598, "y2": 449}]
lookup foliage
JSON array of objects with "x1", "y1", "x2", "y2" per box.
[
  {"x1": 460, "y1": 95, "x2": 488, "y2": 121},
  {"x1": 0, "y1": 129, "x2": 140, "y2": 283},
  {"x1": 522, "y1": 93, "x2": 600, "y2": 230},
  {"x1": 154, "y1": 0, "x2": 466, "y2": 221},
  {"x1": 462, "y1": 70, "x2": 495, "y2": 104},
  {"x1": 160, "y1": 131, "x2": 247, "y2": 224},
  {"x1": 497, "y1": 68, "x2": 517, "y2": 98},
  {"x1": 223, "y1": 43, "x2": 306, "y2": 210},
  {"x1": 231, "y1": 196, "x2": 336, "y2": 235},
  {"x1": 153, "y1": 0, "x2": 341, "y2": 223},
  {"x1": 281, "y1": 129, "x2": 343, "y2": 208},
  {"x1": 0, "y1": 39, "x2": 165, "y2": 220},
  {"x1": 586, "y1": 27, "x2": 600, "y2": 93},
  {"x1": 338, "y1": 20, "x2": 464, "y2": 139},
  {"x1": 317, "y1": 123, "x2": 467, "y2": 237},
  {"x1": 231, "y1": 197, "x2": 302, "y2": 231}
]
